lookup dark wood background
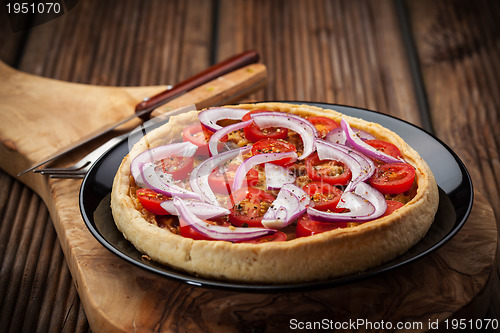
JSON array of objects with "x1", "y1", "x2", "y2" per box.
[{"x1": 1, "y1": 0, "x2": 498, "y2": 331}]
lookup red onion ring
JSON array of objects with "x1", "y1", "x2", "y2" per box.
[
  {"x1": 250, "y1": 112, "x2": 318, "y2": 159},
  {"x1": 232, "y1": 152, "x2": 298, "y2": 191},
  {"x1": 353, "y1": 182, "x2": 387, "y2": 220},
  {"x1": 189, "y1": 146, "x2": 252, "y2": 205},
  {"x1": 198, "y1": 107, "x2": 250, "y2": 132},
  {"x1": 140, "y1": 163, "x2": 202, "y2": 200},
  {"x1": 341, "y1": 119, "x2": 402, "y2": 164},
  {"x1": 160, "y1": 199, "x2": 230, "y2": 219},
  {"x1": 264, "y1": 163, "x2": 296, "y2": 190},
  {"x1": 130, "y1": 142, "x2": 198, "y2": 187},
  {"x1": 307, "y1": 191, "x2": 375, "y2": 223},
  {"x1": 208, "y1": 119, "x2": 252, "y2": 156},
  {"x1": 173, "y1": 197, "x2": 276, "y2": 241},
  {"x1": 315, "y1": 139, "x2": 361, "y2": 187},
  {"x1": 307, "y1": 182, "x2": 387, "y2": 223},
  {"x1": 325, "y1": 126, "x2": 375, "y2": 145},
  {"x1": 262, "y1": 184, "x2": 310, "y2": 229},
  {"x1": 317, "y1": 140, "x2": 376, "y2": 192}
]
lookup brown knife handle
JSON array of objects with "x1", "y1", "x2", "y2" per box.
[{"x1": 134, "y1": 50, "x2": 260, "y2": 120}]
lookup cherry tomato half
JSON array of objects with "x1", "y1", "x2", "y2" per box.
[
  {"x1": 365, "y1": 139, "x2": 401, "y2": 159},
  {"x1": 157, "y1": 155, "x2": 194, "y2": 180},
  {"x1": 208, "y1": 163, "x2": 259, "y2": 195},
  {"x1": 136, "y1": 188, "x2": 170, "y2": 215},
  {"x1": 236, "y1": 231, "x2": 287, "y2": 243},
  {"x1": 242, "y1": 110, "x2": 288, "y2": 142},
  {"x1": 182, "y1": 123, "x2": 210, "y2": 156},
  {"x1": 251, "y1": 138, "x2": 297, "y2": 167},
  {"x1": 381, "y1": 200, "x2": 404, "y2": 217},
  {"x1": 228, "y1": 187, "x2": 276, "y2": 227},
  {"x1": 302, "y1": 181, "x2": 343, "y2": 212},
  {"x1": 295, "y1": 214, "x2": 349, "y2": 238},
  {"x1": 305, "y1": 153, "x2": 352, "y2": 186},
  {"x1": 179, "y1": 218, "x2": 231, "y2": 240},
  {"x1": 369, "y1": 162, "x2": 416, "y2": 194},
  {"x1": 307, "y1": 116, "x2": 340, "y2": 138}
]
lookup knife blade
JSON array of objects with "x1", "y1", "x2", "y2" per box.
[{"x1": 18, "y1": 50, "x2": 260, "y2": 176}]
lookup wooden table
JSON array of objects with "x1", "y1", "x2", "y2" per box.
[{"x1": 1, "y1": 0, "x2": 498, "y2": 332}]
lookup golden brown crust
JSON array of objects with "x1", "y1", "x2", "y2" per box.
[{"x1": 111, "y1": 102, "x2": 439, "y2": 283}]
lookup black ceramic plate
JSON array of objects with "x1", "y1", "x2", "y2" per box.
[{"x1": 79, "y1": 102, "x2": 473, "y2": 292}]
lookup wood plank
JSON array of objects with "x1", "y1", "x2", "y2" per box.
[
  {"x1": 18, "y1": 0, "x2": 214, "y2": 87},
  {"x1": 0, "y1": 1, "x2": 214, "y2": 331},
  {"x1": 0, "y1": 58, "x2": 266, "y2": 333},
  {"x1": 406, "y1": 0, "x2": 500, "y2": 323},
  {"x1": 0, "y1": 1, "x2": 30, "y2": 67},
  {"x1": 0, "y1": 169, "x2": 90, "y2": 333},
  {"x1": 217, "y1": 0, "x2": 422, "y2": 125},
  {"x1": 0, "y1": 0, "x2": 497, "y2": 331},
  {"x1": 407, "y1": 0, "x2": 500, "y2": 220}
]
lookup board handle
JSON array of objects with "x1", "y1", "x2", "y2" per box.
[{"x1": 134, "y1": 50, "x2": 260, "y2": 119}]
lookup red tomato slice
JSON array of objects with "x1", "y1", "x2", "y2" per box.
[
  {"x1": 305, "y1": 153, "x2": 352, "y2": 186},
  {"x1": 179, "y1": 218, "x2": 231, "y2": 240},
  {"x1": 251, "y1": 138, "x2": 297, "y2": 166},
  {"x1": 381, "y1": 200, "x2": 404, "y2": 217},
  {"x1": 365, "y1": 139, "x2": 401, "y2": 158},
  {"x1": 182, "y1": 123, "x2": 210, "y2": 155},
  {"x1": 157, "y1": 155, "x2": 194, "y2": 180},
  {"x1": 302, "y1": 181, "x2": 343, "y2": 212},
  {"x1": 208, "y1": 164, "x2": 259, "y2": 194},
  {"x1": 295, "y1": 214, "x2": 349, "y2": 238},
  {"x1": 136, "y1": 188, "x2": 170, "y2": 215},
  {"x1": 242, "y1": 110, "x2": 288, "y2": 142},
  {"x1": 369, "y1": 162, "x2": 416, "y2": 194},
  {"x1": 237, "y1": 231, "x2": 287, "y2": 243},
  {"x1": 307, "y1": 116, "x2": 340, "y2": 138},
  {"x1": 228, "y1": 187, "x2": 276, "y2": 227}
]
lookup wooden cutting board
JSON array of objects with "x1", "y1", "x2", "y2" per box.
[{"x1": 0, "y1": 60, "x2": 497, "y2": 332}]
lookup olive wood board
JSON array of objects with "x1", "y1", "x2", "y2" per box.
[{"x1": 0, "y1": 60, "x2": 497, "y2": 332}]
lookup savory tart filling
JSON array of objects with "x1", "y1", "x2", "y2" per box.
[
  {"x1": 129, "y1": 108, "x2": 418, "y2": 242},
  {"x1": 111, "y1": 102, "x2": 438, "y2": 283}
]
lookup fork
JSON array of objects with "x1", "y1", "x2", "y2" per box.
[
  {"x1": 34, "y1": 132, "x2": 129, "y2": 178},
  {"x1": 34, "y1": 104, "x2": 197, "y2": 178}
]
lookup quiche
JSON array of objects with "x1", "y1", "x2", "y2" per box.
[{"x1": 111, "y1": 102, "x2": 439, "y2": 283}]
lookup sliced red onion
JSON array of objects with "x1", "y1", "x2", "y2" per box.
[
  {"x1": 307, "y1": 182, "x2": 387, "y2": 223},
  {"x1": 198, "y1": 107, "x2": 251, "y2": 132},
  {"x1": 208, "y1": 120, "x2": 252, "y2": 156},
  {"x1": 262, "y1": 184, "x2": 310, "y2": 229},
  {"x1": 140, "y1": 163, "x2": 202, "y2": 200},
  {"x1": 325, "y1": 127, "x2": 375, "y2": 145},
  {"x1": 315, "y1": 139, "x2": 363, "y2": 191},
  {"x1": 341, "y1": 119, "x2": 402, "y2": 164},
  {"x1": 173, "y1": 197, "x2": 275, "y2": 241},
  {"x1": 189, "y1": 146, "x2": 252, "y2": 205},
  {"x1": 353, "y1": 182, "x2": 387, "y2": 220},
  {"x1": 160, "y1": 200, "x2": 230, "y2": 219},
  {"x1": 232, "y1": 152, "x2": 298, "y2": 191},
  {"x1": 317, "y1": 140, "x2": 376, "y2": 192},
  {"x1": 265, "y1": 163, "x2": 296, "y2": 190},
  {"x1": 307, "y1": 191, "x2": 375, "y2": 223},
  {"x1": 131, "y1": 142, "x2": 198, "y2": 187},
  {"x1": 250, "y1": 112, "x2": 318, "y2": 159}
]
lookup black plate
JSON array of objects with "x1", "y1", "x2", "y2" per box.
[{"x1": 79, "y1": 102, "x2": 473, "y2": 292}]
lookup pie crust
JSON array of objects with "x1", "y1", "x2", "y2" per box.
[{"x1": 111, "y1": 102, "x2": 439, "y2": 283}]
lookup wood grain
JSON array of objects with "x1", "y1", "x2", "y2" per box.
[
  {"x1": 217, "y1": 0, "x2": 422, "y2": 125},
  {"x1": 406, "y1": 0, "x2": 500, "y2": 321},
  {"x1": 0, "y1": 0, "x2": 498, "y2": 331},
  {"x1": 0, "y1": 60, "x2": 496, "y2": 331}
]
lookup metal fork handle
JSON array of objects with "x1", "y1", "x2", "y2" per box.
[
  {"x1": 35, "y1": 132, "x2": 129, "y2": 178},
  {"x1": 36, "y1": 105, "x2": 197, "y2": 178}
]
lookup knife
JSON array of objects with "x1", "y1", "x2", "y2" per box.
[{"x1": 18, "y1": 50, "x2": 260, "y2": 176}]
